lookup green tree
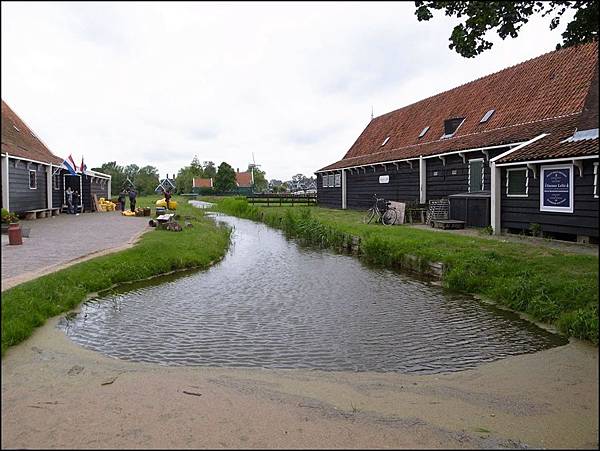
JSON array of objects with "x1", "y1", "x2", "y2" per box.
[
  {"x1": 248, "y1": 165, "x2": 268, "y2": 192},
  {"x1": 135, "y1": 165, "x2": 160, "y2": 195},
  {"x1": 93, "y1": 161, "x2": 126, "y2": 194},
  {"x1": 203, "y1": 161, "x2": 217, "y2": 178},
  {"x1": 214, "y1": 162, "x2": 237, "y2": 192},
  {"x1": 190, "y1": 155, "x2": 204, "y2": 176},
  {"x1": 414, "y1": 1, "x2": 599, "y2": 58}
]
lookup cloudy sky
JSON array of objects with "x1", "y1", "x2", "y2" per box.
[{"x1": 1, "y1": 2, "x2": 575, "y2": 181}]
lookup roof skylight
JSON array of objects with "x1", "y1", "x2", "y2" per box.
[
  {"x1": 418, "y1": 126, "x2": 430, "y2": 138},
  {"x1": 381, "y1": 136, "x2": 390, "y2": 146},
  {"x1": 441, "y1": 117, "x2": 465, "y2": 139},
  {"x1": 13, "y1": 124, "x2": 20, "y2": 132},
  {"x1": 480, "y1": 109, "x2": 495, "y2": 123}
]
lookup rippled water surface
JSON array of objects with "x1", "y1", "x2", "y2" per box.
[{"x1": 59, "y1": 212, "x2": 566, "y2": 373}]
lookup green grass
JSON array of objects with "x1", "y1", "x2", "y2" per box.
[
  {"x1": 211, "y1": 197, "x2": 599, "y2": 344},
  {"x1": 1, "y1": 195, "x2": 231, "y2": 356}
]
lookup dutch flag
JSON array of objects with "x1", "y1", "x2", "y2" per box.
[{"x1": 62, "y1": 155, "x2": 77, "y2": 176}]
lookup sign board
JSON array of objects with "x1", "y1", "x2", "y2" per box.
[
  {"x1": 379, "y1": 175, "x2": 390, "y2": 184},
  {"x1": 540, "y1": 165, "x2": 573, "y2": 213}
]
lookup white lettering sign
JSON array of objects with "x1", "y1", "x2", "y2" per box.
[{"x1": 379, "y1": 175, "x2": 389, "y2": 184}]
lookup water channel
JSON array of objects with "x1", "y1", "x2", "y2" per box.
[{"x1": 59, "y1": 208, "x2": 566, "y2": 374}]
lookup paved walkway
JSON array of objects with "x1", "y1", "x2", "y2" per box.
[{"x1": 1, "y1": 212, "x2": 150, "y2": 291}]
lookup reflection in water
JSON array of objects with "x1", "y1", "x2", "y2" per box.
[{"x1": 59, "y1": 214, "x2": 566, "y2": 373}]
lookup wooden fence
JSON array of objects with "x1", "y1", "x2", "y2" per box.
[{"x1": 247, "y1": 193, "x2": 317, "y2": 207}]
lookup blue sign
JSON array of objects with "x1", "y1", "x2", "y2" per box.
[{"x1": 542, "y1": 168, "x2": 570, "y2": 209}]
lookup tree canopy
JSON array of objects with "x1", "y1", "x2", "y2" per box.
[
  {"x1": 214, "y1": 162, "x2": 237, "y2": 192},
  {"x1": 92, "y1": 161, "x2": 159, "y2": 196},
  {"x1": 414, "y1": 1, "x2": 599, "y2": 58},
  {"x1": 248, "y1": 164, "x2": 268, "y2": 192}
]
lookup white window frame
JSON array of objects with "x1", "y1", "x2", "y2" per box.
[
  {"x1": 328, "y1": 174, "x2": 334, "y2": 187},
  {"x1": 322, "y1": 174, "x2": 328, "y2": 188},
  {"x1": 594, "y1": 162, "x2": 598, "y2": 198},
  {"x1": 334, "y1": 173, "x2": 341, "y2": 187},
  {"x1": 468, "y1": 158, "x2": 485, "y2": 193},
  {"x1": 29, "y1": 169, "x2": 37, "y2": 189},
  {"x1": 506, "y1": 168, "x2": 529, "y2": 197},
  {"x1": 540, "y1": 164, "x2": 574, "y2": 213}
]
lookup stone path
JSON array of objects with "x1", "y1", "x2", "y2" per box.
[{"x1": 1, "y1": 212, "x2": 150, "y2": 291}]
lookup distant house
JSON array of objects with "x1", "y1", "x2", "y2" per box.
[
  {"x1": 192, "y1": 177, "x2": 213, "y2": 189},
  {"x1": 1, "y1": 100, "x2": 110, "y2": 216},
  {"x1": 155, "y1": 174, "x2": 176, "y2": 193},
  {"x1": 316, "y1": 42, "x2": 599, "y2": 243},
  {"x1": 235, "y1": 169, "x2": 254, "y2": 195}
]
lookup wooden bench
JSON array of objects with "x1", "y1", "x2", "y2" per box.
[{"x1": 23, "y1": 208, "x2": 61, "y2": 220}]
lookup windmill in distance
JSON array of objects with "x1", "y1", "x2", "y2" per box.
[{"x1": 248, "y1": 152, "x2": 261, "y2": 190}]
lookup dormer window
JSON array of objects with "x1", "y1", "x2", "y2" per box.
[
  {"x1": 418, "y1": 126, "x2": 430, "y2": 138},
  {"x1": 381, "y1": 136, "x2": 390, "y2": 146},
  {"x1": 480, "y1": 109, "x2": 495, "y2": 123},
  {"x1": 441, "y1": 117, "x2": 465, "y2": 139}
]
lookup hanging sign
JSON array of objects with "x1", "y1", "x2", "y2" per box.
[
  {"x1": 379, "y1": 175, "x2": 389, "y2": 184},
  {"x1": 540, "y1": 165, "x2": 573, "y2": 213}
]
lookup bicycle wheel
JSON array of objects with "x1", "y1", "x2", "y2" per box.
[
  {"x1": 382, "y1": 209, "x2": 397, "y2": 226},
  {"x1": 363, "y1": 208, "x2": 377, "y2": 224}
]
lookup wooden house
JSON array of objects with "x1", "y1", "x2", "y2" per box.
[
  {"x1": 1, "y1": 100, "x2": 111, "y2": 217},
  {"x1": 316, "y1": 42, "x2": 599, "y2": 242}
]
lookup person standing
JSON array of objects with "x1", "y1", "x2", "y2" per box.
[
  {"x1": 164, "y1": 188, "x2": 172, "y2": 210},
  {"x1": 73, "y1": 190, "x2": 81, "y2": 215},
  {"x1": 129, "y1": 188, "x2": 137, "y2": 212},
  {"x1": 118, "y1": 190, "x2": 126, "y2": 212},
  {"x1": 66, "y1": 187, "x2": 74, "y2": 214}
]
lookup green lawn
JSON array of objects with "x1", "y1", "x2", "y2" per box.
[
  {"x1": 1, "y1": 195, "x2": 231, "y2": 355},
  {"x1": 211, "y1": 196, "x2": 599, "y2": 344}
]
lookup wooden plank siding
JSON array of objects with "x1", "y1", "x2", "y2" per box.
[
  {"x1": 8, "y1": 159, "x2": 48, "y2": 213},
  {"x1": 346, "y1": 165, "x2": 419, "y2": 210},
  {"x1": 425, "y1": 149, "x2": 506, "y2": 199},
  {"x1": 52, "y1": 171, "x2": 64, "y2": 209},
  {"x1": 500, "y1": 159, "x2": 599, "y2": 237},
  {"x1": 316, "y1": 173, "x2": 341, "y2": 209}
]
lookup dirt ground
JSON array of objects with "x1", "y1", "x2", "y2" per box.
[{"x1": 1, "y1": 315, "x2": 598, "y2": 449}]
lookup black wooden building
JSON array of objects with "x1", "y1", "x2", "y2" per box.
[
  {"x1": 1, "y1": 100, "x2": 111, "y2": 216},
  {"x1": 316, "y1": 42, "x2": 599, "y2": 242}
]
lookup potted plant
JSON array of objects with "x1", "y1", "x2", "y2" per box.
[{"x1": 1, "y1": 208, "x2": 17, "y2": 234}]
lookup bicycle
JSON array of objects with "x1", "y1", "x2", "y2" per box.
[{"x1": 363, "y1": 194, "x2": 397, "y2": 225}]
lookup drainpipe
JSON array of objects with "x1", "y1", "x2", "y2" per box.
[
  {"x1": 1, "y1": 154, "x2": 9, "y2": 211},
  {"x1": 46, "y1": 165, "x2": 52, "y2": 209},
  {"x1": 341, "y1": 169, "x2": 347, "y2": 209},
  {"x1": 490, "y1": 161, "x2": 501, "y2": 235},
  {"x1": 108, "y1": 177, "x2": 112, "y2": 199},
  {"x1": 419, "y1": 156, "x2": 426, "y2": 204}
]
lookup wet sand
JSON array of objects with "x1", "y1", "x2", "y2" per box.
[{"x1": 1, "y1": 316, "x2": 598, "y2": 449}]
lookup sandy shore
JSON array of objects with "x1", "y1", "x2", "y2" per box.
[{"x1": 1, "y1": 316, "x2": 598, "y2": 449}]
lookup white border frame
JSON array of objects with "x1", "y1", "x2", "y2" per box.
[
  {"x1": 334, "y1": 173, "x2": 341, "y2": 187},
  {"x1": 506, "y1": 167, "x2": 528, "y2": 197},
  {"x1": 468, "y1": 158, "x2": 484, "y2": 193},
  {"x1": 28, "y1": 169, "x2": 37, "y2": 189},
  {"x1": 540, "y1": 164, "x2": 574, "y2": 213},
  {"x1": 594, "y1": 162, "x2": 598, "y2": 199}
]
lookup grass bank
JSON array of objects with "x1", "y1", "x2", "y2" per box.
[
  {"x1": 1, "y1": 196, "x2": 230, "y2": 356},
  {"x1": 211, "y1": 196, "x2": 599, "y2": 344}
]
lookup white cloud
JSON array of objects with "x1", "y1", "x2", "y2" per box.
[{"x1": 1, "y1": 1, "x2": 575, "y2": 180}]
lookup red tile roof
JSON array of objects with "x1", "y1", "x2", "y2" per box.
[
  {"x1": 1, "y1": 100, "x2": 63, "y2": 165},
  {"x1": 497, "y1": 119, "x2": 598, "y2": 163},
  {"x1": 193, "y1": 177, "x2": 213, "y2": 188},
  {"x1": 318, "y1": 42, "x2": 598, "y2": 171},
  {"x1": 236, "y1": 171, "x2": 253, "y2": 187}
]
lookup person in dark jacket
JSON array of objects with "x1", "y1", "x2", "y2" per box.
[
  {"x1": 128, "y1": 188, "x2": 137, "y2": 212},
  {"x1": 66, "y1": 187, "x2": 74, "y2": 214},
  {"x1": 118, "y1": 190, "x2": 126, "y2": 212},
  {"x1": 73, "y1": 190, "x2": 81, "y2": 215}
]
